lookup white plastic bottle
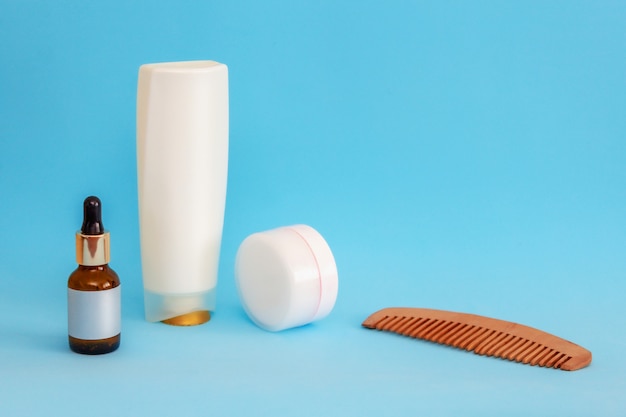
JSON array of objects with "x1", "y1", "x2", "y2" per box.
[{"x1": 137, "y1": 61, "x2": 228, "y2": 325}]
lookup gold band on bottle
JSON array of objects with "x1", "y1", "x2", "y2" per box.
[{"x1": 76, "y1": 232, "x2": 110, "y2": 266}]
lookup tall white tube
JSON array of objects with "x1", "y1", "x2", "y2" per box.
[{"x1": 137, "y1": 61, "x2": 228, "y2": 324}]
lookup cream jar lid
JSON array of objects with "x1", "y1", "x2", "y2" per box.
[{"x1": 235, "y1": 225, "x2": 338, "y2": 332}]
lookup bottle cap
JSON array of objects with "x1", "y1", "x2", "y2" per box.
[
  {"x1": 76, "y1": 196, "x2": 110, "y2": 266},
  {"x1": 235, "y1": 225, "x2": 338, "y2": 332}
]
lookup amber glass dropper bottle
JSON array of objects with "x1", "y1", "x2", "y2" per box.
[{"x1": 68, "y1": 196, "x2": 121, "y2": 354}]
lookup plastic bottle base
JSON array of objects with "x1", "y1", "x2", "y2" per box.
[{"x1": 161, "y1": 310, "x2": 211, "y2": 326}]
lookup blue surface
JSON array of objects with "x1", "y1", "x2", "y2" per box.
[{"x1": 1, "y1": 1, "x2": 625, "y2": 416}]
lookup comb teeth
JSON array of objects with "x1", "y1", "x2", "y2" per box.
[{"x1": 362, "y1": 308, "x2": 591, "y2": 371}]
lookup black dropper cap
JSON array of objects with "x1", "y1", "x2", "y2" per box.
[{"x1": 81, "y1": 196, "x2": 105, "y2": 235}]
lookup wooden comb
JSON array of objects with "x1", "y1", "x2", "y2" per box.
[{"x1": 362, "y1": 307, "x2": 591, "y2": 371}]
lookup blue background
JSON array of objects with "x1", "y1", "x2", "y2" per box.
[{"x1": 1, "y1": 1, "x2": 625, "y2": 416}]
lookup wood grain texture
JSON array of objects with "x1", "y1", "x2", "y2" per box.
[{"x1": 362, "y1": 307, "x2": 591, "y2": 371}]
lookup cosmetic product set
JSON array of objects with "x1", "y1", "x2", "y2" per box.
[
  {"x1": 68, "y1": 60, "x2": 339, "y2": 354},
  {"x1": 66, "y1": 60, "x2": 590, "y2": 371}
]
